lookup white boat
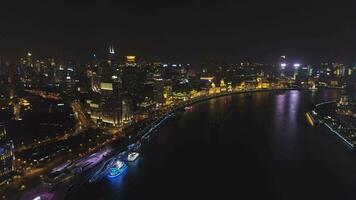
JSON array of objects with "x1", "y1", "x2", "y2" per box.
[{"x1": 127, "y1": 152, "x2": 140, "y2": 162}]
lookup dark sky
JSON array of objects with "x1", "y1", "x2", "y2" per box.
[{"x1": 1, "y1": 1, "x2": 356, "y2": 63}]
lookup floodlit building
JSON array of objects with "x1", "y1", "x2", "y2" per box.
[
  {"x1": 0, "y1": 123, "x2": 15, "y2": 179},
  {"x1": 126, "y1": 56, "x2": 136, "y2": 67}
]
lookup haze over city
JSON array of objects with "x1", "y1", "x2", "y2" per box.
[{"x1": 2, "y1": 1, "x2": 356, "y2": 62}]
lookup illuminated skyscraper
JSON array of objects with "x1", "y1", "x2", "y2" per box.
[
  {"x1": 99, "y1": 58, "x2": 122, "y2": 127},
  {"x1": 278, "y1": 55, "x2": 287, "y2": 77},
  {"x1": 100, "y1": 82, "x2": 122, "y2": 126},
  {"x1": 126, "y1": 56, "x2": 136, "y2": 67},
  {"x1": 60, "y1": 62, "x2": 79, "y2": 100},
  {"x1": 87, "y1": 52, "x2": 133, "y2": 127},
  {"x1": 0, "y1": 123, "x2": 15, "y2": 179},
  {"x1": 121, "y1": 96, "x2": 133, "y2": 123},
  {"x1": 109, "y1": 45, "x2": 115, "y2": 55},
  {"x1": 153, "y1": 78, "x2": 164, "y2": 106},
  {"x1": 0, "y1": 59, "x2": 6, "y2": 100},
  {"x1": 108, "y1": 45, "x2": 116, "y2": 61}
]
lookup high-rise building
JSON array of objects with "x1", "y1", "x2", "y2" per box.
[
  {"x1": 0, "y1": 60, "x2": 7, "y2": 101},
  {"x1": 126, "y1": 56, "x2": 136, "y2": 67},
  {"x1": 295, "y1": 65, "x2": 312, "y2": 86},
  {"x1": 153, "y1": 78, "x2": 164, "y2": 106},
  {"x1": 333, "y1": 63, "x2": 346, "y2": 78},
  {"x1": 122, "y1": 67, "x2": 147, "y2": 111},
  {"x1": 163, "y1": 84, "x2": 173, "y2": 106},
  {"x1": 278, "y1": 55, "x2": 287, "y2": 77},
  {"x1": 108, "y1": 45, "x2": 116, "y2": 61},
  {"x1": 60, "y1": 62, "x2": 79, "y2": 100},
  {"x1": 121, "y1": 96, "x2": 133, "y2": 123},
  {"x1": 100, "y1": 81, "x2": 122, "y2": 127},
  {"x1": 0, "y1": 123, "x2": 15, "y2": 179},
  {"x1": 95, "y1": 55, "x2": 123, "y2": 127}
]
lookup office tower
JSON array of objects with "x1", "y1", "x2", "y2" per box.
[
  {"x1": 278, "y1": 55, "x2": 287, "y2": 77},
  {"x1": 99, "y1": 57, "x2": 122, "y2": 127},
  {"x1": 153, "y1": 78, "x2": 164, "y2": 106},
  {"x1": 126, "y1": 56, "x2": 136, "y2": 67},
  {"x1": 0, "y1": 123, "x2": 15, "y2": 179},
  {"x1": 61, "y1": 62, "x2": 79, "y2": 100},
  {"x1": 121, "y1": 96, "x2": 133, "y2": 123}
]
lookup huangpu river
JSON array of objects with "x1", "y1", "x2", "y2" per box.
[{"x1": 69, "y1": 89, "x2": 356, "y2": 200}]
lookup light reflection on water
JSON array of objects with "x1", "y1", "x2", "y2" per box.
[
  {"x1": 107, "y1": 169, "x2": 128, "y2": 189},
  {"x1": 70, "y1": 89, "x2": 356, "y2": 200},
  {"x1": 271, "y1": 91, "x2": 301, "y2": 161}
]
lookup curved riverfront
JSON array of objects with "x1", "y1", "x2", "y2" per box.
[{"x1": 67, "y1": 89, "x2": 356, "y2": 200}]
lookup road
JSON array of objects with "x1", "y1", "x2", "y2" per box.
[
  {"x1": 71, "y1": 101, "x2": 91, "y2": 132},
  {"x1": 1, "y1": 100, "x2": 96, "y2": 199}
]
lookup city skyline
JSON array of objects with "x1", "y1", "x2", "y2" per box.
[
  {"x1": 1, "y1": 1, "x2": 356, "y2": 63},
  {"x1": 1, "y1": 1, "x2": 356, "y2": 199},
  {"x1": 2, "y1": 49, "x2": 356, "y2": 67}
]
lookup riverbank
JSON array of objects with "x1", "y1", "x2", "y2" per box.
[
  {"x1": 308, "y1": 101, "x2": 356, "y2": 149},
  {"x1": 68, "y1": 88, "x2": 356, "y2": 200},
  {"x1": 19, "y1": 88, "x2": 336, "y2": 199}
]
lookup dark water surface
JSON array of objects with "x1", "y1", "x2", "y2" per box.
[{"x1": 71, "y1": 90, "x2": 356, "y2": 200}]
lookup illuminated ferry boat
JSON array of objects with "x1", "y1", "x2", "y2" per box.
[
  {"x1": 107, "y1": 160, "x2": 127, "y2": 178},
  {"x1": 127, "y1": 152, "x2": 140, "y2": 162}
]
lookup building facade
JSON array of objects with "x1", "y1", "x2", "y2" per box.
[{"x1": 0, "y1": 123, "x2": 15, "y2": 179}]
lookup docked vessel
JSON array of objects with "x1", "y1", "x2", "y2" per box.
[
  {"x1": 128, "y1": 141, "x2": 141, "y2": 152},
  {"x1": 127, "y1": 152, "x2": 140, "y2": 162},
  {"x1": 107, "y1": 160, "x2": 127, "y2": 178},
  {"x1": 184, "y1": 106, "x2": 193, "y2": 111}
]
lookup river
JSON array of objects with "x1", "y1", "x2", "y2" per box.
[{"x1": 69, "y1": 89, "x2": 356, "y2": 200}]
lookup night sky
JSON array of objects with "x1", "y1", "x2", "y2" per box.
[{"x1": 1, "y1": 1, "x2": 356, "y2": 63}]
